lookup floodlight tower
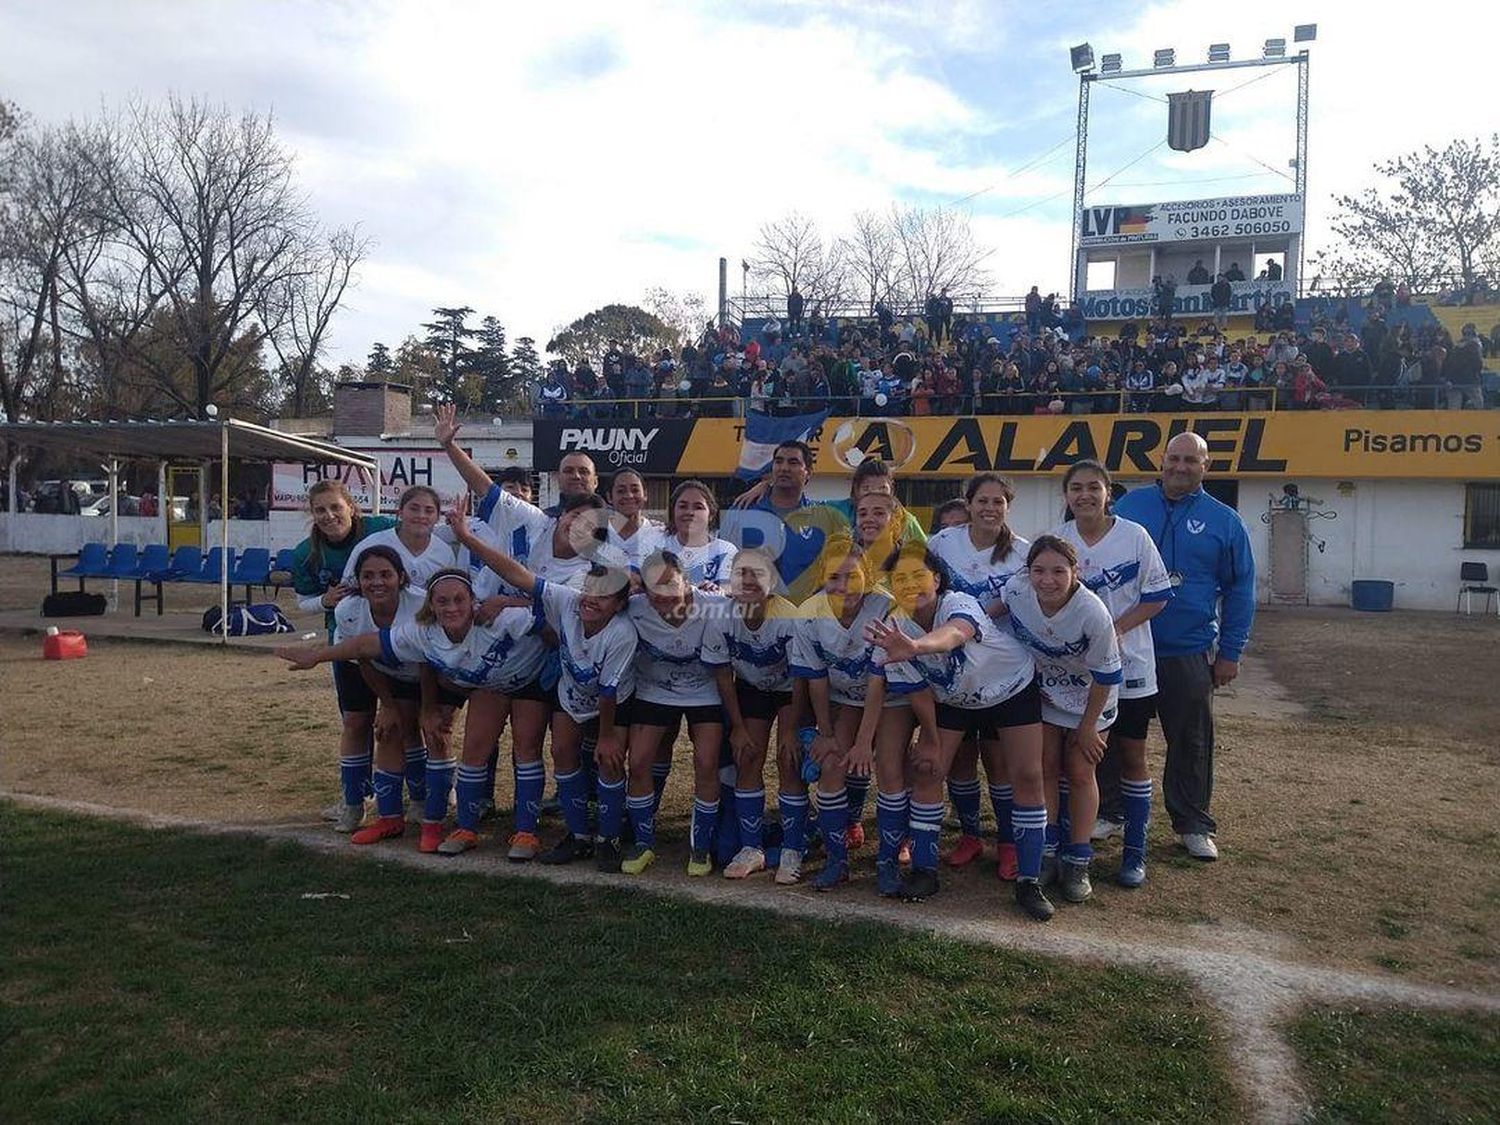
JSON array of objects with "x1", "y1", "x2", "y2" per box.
[{"x1": 1067, "y1": 25, "x2": 1316, "y2": 302}]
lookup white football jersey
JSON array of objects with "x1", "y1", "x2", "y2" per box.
[
  {"x1": 1053, "y1": 517, "x2": 1173, "y2": 699},
  {"x1": 883, "y1": 590, "x2": 1035, "y2": 709},
  {"x1": 1001, "y1": 575, "x2": 1122, "y2": 729},
  {"x1": 701, "y1": 596, "x2": 799, "y2": 693},
  {"x1": 383, "y1": 606, "x2": 549, "y2": 695},
  {"x1": 600, "y1": 517, "x2": 664, "y2": 573},
  {"x1": 342, "y1": 528, "x2": 456, "y2": 590},
  {"x1": 636, "y1": 529, "x2": 738, "y2": 588},
  {"x1": 626, "y1": 590, "x2": 729, "y2": 707},
  {"x1": 333, "y1": 587, "x2": 426, "y2": 682},
  {"x1": 535, "y1": 579, "x2": 637, "y2": 722},
  {"x1": 790, "y1": 590, "x2": 914, "y2": 708},
  {"x1": 928, "y1": 526, "x2": 1030, "y2": 610}
]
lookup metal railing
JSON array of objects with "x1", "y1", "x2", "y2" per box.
[{"x1": 532, "y1": 382, "x2": 1493, "y2": 421}]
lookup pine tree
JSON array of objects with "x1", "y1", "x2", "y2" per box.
[
  {"x1": 366, "y1": 341, "x2": 394, "y2": 377},
  {"x1": 471, "y1": 316, "x2": 515, "y2": 413},
  {"x1": 420, "y1": 306, "x2": 476, "y2": 403}
]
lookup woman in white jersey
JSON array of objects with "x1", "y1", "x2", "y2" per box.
[
  {"x1": 1001, "y1": 536, "x2": 1123, "y2": 907},
  {"x1": 340, "y1": 485, "x2": 455, "y2": 590},
  {"x1": 867, "y1": 544, "x2": 1053, "y2": 919},
  {"x1": 927, "y1": 473, "x2": 1028, "y2": 881},
  {"x1": 790, "y1": 538, "x2": 915, "y2": 892},
  {"x1": 331, "y1": 545, "x2": 430, "y2": 846},
  {"x1": 602, "y1": 469, "x2": 662, "y2": 575},
  {"x1": 619, "y1": 550, "x2": 730, "y2": 877},
  {"x1": 704, "y1": 547, "x2": 806, "y2": 883},
  {"x1": 277, "y1": 566, "x2": 549, "y2": 859},
  {"x1": 636, "y1": 479, "x2": 737, "y2": 590},
  {"x1": 1053, "y1": 460, "x2": 1172, "y2": 888},
  {"x1": 443, "y1": 509, "x2": 638, "y2": 873}
]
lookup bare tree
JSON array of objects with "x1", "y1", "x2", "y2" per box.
[
  {"x1": 1320, "y1": 135, "x2": 1500, "y2": 295},
  {"x1": 642, "y1": 285, "x2": 709, "y2": 352},
  {"x1": 838, "y1": 209, "x2": 900, "y2": 313},
  {"x1": 749, "y1": 211, "x2": 848, "y2": 311},
  {"x1": 259, "y1": 226, "x2": 368, "y2": 416},
  {"x1": 0, "y1": 115, "x2": 100, "y2": 421},
  {"x1": 888, "y1": 204, "x2": 991, "y2": 307},
  {"x1": 92, "y1": 95, "x2": 313, "y2": 417}
]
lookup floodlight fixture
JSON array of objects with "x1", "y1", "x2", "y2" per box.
[
  {"x1": 1153, "y1": 48, "x2": 1175, "y2": 68},
  {"x1": 1208, "y1": 43, "x2": 1230, "y2": 62},
  {"x1": 1294, "y1": 24, "x2": 1317, "y2": 42},
  {"x1": 1100, "y1": 53, "x2": 1122, "y2": 74},
  {"x1": 1070, "y1": 43, "x2": 1095, "y2": 72},
  {"x1": 1264, "y1": 37, "x2": 1286, "y2": 58}
]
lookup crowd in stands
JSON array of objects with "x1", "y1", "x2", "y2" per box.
[{"x1": 533, "y1": 296, "x2": 1498, "y2": 421}]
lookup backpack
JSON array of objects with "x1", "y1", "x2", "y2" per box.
[
  {"x1": 202, "y1": 602, "x2": 294, "y2": 636},
  {"x1": 42, "y1": 591, "x2": 108, "y2": 617}
]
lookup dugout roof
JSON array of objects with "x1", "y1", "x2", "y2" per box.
[{"x1": 0, "y1": 419, "x2": 378, "y2": 470}]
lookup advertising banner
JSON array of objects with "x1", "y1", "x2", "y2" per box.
[
  {"x1": 272, "y1": 447, "x2": 470, "y2": 511},
  {"x1": 542, "y1": 413, "x2": 1498, "y2": 481},
  {"x1": 1080, "y1": 193, "x2": 1304, "y2": 247},
  {"x1": 1079, "y1": 280, "x2": 1294, "y2": 320}
]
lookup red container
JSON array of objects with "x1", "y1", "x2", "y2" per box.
[{"x1": 43, "y1": 631, "x2": 88, "y2": 660}]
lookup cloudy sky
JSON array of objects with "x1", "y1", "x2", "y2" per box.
[{"x1": 4, "y1": 0, "x2": 1495, "y2": 367}]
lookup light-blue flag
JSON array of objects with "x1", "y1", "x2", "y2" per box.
[{"x1": 735, "y1": 409, "x2": 829, "y2": 481}]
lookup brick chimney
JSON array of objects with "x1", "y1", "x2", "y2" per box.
[{"x1": 334, "y1": 381, "x2": 411, "y2": 437}]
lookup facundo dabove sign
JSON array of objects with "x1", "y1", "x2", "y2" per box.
[{"x1": 1080, "y1": 193, "x2": 1304, "y2": 247}]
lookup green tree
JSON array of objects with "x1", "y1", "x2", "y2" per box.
[
  {"x1": 546, "y1": 303, "x2": 674, "y2": 368},
  {"x1": 511, "y1": 335, "x2": 542, "y2": 388},
  {"x1": 421, "y1": 305, "x2": 475, "y2": 403},
  {"x1": 392, "y1": 334, "x2": 441, "y2": 405},
  {"x1": 471, "y1": 315, "x2": 522, "y2": 413},
  {"x1": 366, "y1": 341, "x2": 393, "y2": 377}
]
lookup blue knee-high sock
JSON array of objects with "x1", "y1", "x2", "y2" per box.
[
  {"x1": 1061, "y1": 840, "x2": 1093, "y2": 867},
  {"x1": 845, "y1": 775, "x2": 871, "y2": 827},
  {"x1": 404, "y1": 746, "x2": 427, "y2": 802},
  {"x1": 1121, "y1": 778, "x2": 1152, "y2": 863},
  {"x1": 455, "y1": 764, "x2": 488, "y2": 831},
  {"x1": 556, "y1": 768, "x2": 591, "y2": 839},
  {"x1": 735, "y1": 787, "x2": 766, "y2": 851},
  {"x1": 716, "y1": 765, "x2": 740, "y2": 864},
  {"x1": 909, "y1": 799, "x2": 944, "y2": 872},
  {"x1": 779, "y1": 792, "x2": 809, "y2": 853},
  {"x1": 339, "y1": 751, "x2": 372, "y2": 808},
  {"x1": 484, "y1": 744, "x2": 498, "y2": 802},
  {"x1": 372, "y1": 768, "x2": 404, "y2": 819},
  {"x1": 988, "y1": 783, "x2": 1014, "y2": 845},
  {"x1": 423, "y1": 758, "x2": 455, "y2": 823},
  {"x1": 1057, "y1": 775, "x2": 1072, "y2": 841},
  {"x1": 651, "y1": 761, "x2": 671, "y2": 808},
  {"x1": 513, "y1": 760, "x2": 546, "y2": 834},
  {"x1": 1044, "y1": 822, "x2": 1060, "y2": 857},
  {"x1": 948, "y1": 777, "x2": 982, "y2": 837},
  {"x1": 597, "y1": 777, "x2": 625, "y2": 841},
  {"x1": 1012, "y1": 804, "x2": 1047, "y2": 881},
  {"x1": 691, "y1": 797, "x2": 720, "y2": 854},
  {"x1": 627, "y1": 792, "x2": 656, "y2": 849},
  {"x1": 817, "y1": 787, "x2": 848, "y2": 868},
  {"x1": 876, "y1": 790, "x2": 910, "y2": 863}
]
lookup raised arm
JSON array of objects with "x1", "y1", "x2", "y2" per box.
[
  {"x1": 433, "y1": 403, "x2": 496, "y2": 497},
  {"x1": 275, "y1": 632, "x2": 383, "y2": 670},
  {"x1": 444, "y1": 493, "x2": 539, "y2": 594}
]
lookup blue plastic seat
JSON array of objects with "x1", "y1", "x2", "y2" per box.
[
  {"x1": 273, "y1": 547, "x2": 297, "y2": 573},
  {"x1": 57, "y1": 543, "x2": 110, "y2": 580},
  {"x1": 229, "y1": 547, "x2": 272, "y2": 600},
  {"x1": 129, "y1": 544, "x2": 172, "y2": 579},
  {"x1": 105, "y1": 543, "x2": 139, "y2": 578},
  {"x1": 156, "y1": 545, "x2": 203, "y2": 582},
  {"x1": 185, "y1": 546, "x2": 235, "y2": 584}
]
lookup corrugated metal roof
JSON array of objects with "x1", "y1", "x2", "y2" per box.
[{"x1": 0, "y1": 419, "x2": 379, "y2": 468}]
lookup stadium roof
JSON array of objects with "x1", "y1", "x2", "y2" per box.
[{"x1": 0, "y1": 419, "x2": 378, "y2": 469}]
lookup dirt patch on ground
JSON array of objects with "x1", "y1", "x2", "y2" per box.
[{"x1": 2, "y1": 556, "x2": 1497, "y2": 992}]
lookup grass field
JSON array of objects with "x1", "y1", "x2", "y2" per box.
[
  {"x1": 1291, "y1": 1006, "x2": 1500, "y2": 1123},
  {"x1": 1, "y1": 805, "x2": 1241, "y2": 1124}
]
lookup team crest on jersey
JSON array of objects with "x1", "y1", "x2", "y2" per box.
[
  {"x1": 1008, "y1": 614, "x2": 1090, "y2": 660},
  {"x1": 1082, "y1": 560, "x2": 1141, "y2": 593},
  {"x1": 1187, "y1": 519, "x2": 1207, "y2": 535}
]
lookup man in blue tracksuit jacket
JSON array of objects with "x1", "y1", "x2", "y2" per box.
[{"x1": 1109, "y1": 431, "x2": 1256, "y2": 860}]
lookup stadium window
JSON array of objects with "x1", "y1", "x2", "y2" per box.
[
  {"x1": 1085, "y1": 260, "x2": 1117, "y2": 292},
  {"x1": 1463, "y1": 483, "x2": 1500, "y2": 549}
]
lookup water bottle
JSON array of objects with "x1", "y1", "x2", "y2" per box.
[{"x1": 798, "y1": 726, "x2": 821, "y2": 784}]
